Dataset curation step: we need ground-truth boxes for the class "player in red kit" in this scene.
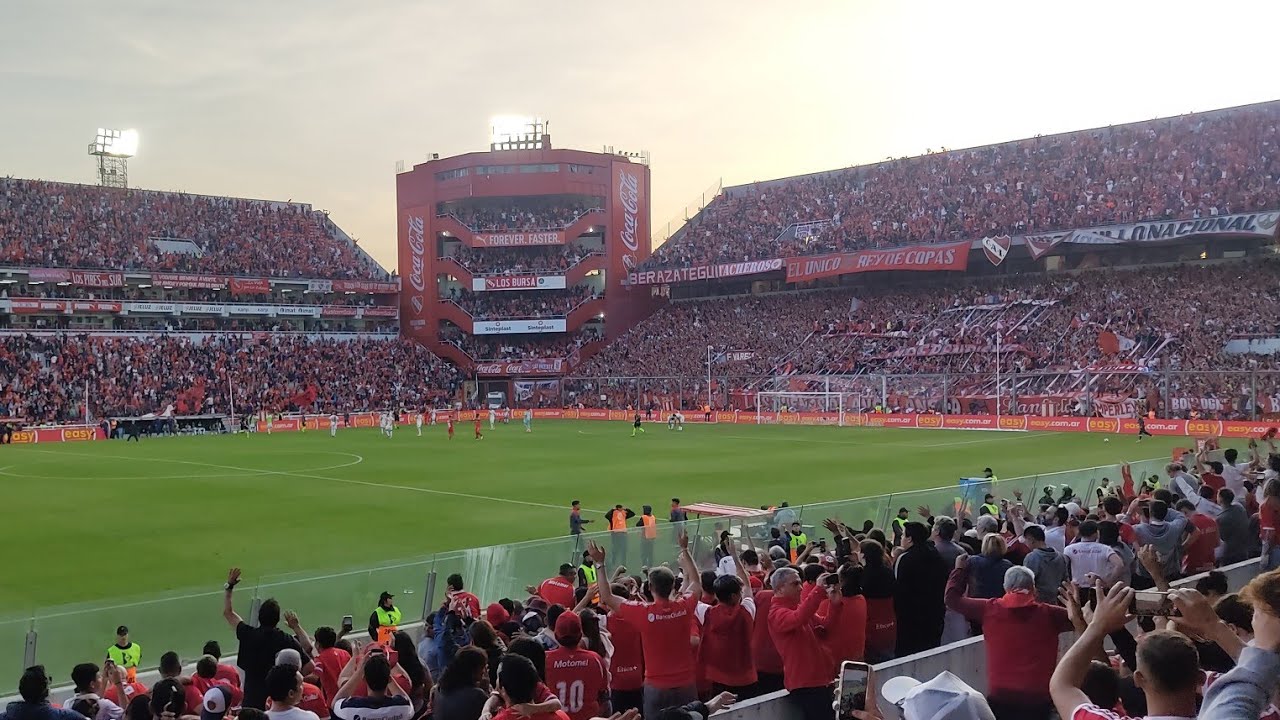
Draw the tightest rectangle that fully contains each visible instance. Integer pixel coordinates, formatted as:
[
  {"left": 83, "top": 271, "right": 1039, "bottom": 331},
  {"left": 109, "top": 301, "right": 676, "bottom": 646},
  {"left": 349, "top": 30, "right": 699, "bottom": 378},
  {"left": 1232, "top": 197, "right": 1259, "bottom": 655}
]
[
  {"left": 474, "top": 418, "right": 484, "bottom": 440},
  {"left": 447, "top": 418, "right": 454, "bottom": 439}
]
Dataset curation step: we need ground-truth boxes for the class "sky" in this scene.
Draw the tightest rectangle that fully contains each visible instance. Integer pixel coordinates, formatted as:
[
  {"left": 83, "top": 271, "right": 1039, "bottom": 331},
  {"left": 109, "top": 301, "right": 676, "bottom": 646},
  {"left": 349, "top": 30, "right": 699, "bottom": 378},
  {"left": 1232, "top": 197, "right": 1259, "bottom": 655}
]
[{"left": 3, "top": 0, "right": 1280, "bottom": 271}]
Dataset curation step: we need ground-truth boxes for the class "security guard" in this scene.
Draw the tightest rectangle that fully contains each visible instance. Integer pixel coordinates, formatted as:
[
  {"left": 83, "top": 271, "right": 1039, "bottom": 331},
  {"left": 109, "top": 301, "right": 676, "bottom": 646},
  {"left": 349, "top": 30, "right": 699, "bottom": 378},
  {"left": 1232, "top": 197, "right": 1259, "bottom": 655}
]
[
  {"left": 983, "top": 467, "right": 998, "bottom": 482},
  {"left": 980, "top": 493, "right": 1001, "bottom": 518},
  {"left": 577, "top": 550, "right": 598, "bottom": 589},
  {"left": 637, "top": 505, "right": 658, "bottom": 568},
  {"left": 367, "top": 591, "right": 401, "bottom": 643},
  {"left": 787, "top": 522, "right": 808, "bottom": 563},
  {"left": 106, "top": 625, "right": 141, "bottom": 682},
  {"left": 890, "top": 507, "right": 910, "bottom": 546}
]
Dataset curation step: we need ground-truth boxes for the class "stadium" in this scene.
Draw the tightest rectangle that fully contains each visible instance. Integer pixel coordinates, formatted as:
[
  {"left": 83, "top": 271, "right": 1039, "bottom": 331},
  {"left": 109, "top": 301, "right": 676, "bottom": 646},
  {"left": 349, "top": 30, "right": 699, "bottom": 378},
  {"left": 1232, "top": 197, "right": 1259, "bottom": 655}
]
[{"left": 4, "top": 5, "right": 1280, "bottom": 720}]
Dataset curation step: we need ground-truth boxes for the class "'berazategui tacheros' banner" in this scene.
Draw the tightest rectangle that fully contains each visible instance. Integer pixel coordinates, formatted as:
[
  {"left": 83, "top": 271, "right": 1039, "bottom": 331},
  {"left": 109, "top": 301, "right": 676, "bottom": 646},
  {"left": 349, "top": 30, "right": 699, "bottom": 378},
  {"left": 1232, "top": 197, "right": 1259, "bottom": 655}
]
[{"left": 785, "top": 241, "right": 970, "bottom": 282}]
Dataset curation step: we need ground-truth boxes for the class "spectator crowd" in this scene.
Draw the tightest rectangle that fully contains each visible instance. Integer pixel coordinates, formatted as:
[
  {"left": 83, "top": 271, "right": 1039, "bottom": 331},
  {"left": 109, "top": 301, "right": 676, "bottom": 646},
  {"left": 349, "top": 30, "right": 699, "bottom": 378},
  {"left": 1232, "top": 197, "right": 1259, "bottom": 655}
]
[
  {"left": 0, "top": 179, "right": 388, "bottom": 279},
  {"left": 11, "top": 445, "right": 1280, "bottom": 720},
  {"left": 574, "top": 260, "right": 1280, "bottom": 418},
  {"left": 0, "top": 335, "right": 459, "bottom": 423},
  {"left": 441, "top": 201, "right": 602, "bottom": 233},
  {"left": 644, "top": 100, "right": 1280, "bottom": 270},
  {"left": 443, "top": 287, "right": 601, "bottom": 321},
  {"left": 446, "top": 246, "right": 601, "bottom": 277}
]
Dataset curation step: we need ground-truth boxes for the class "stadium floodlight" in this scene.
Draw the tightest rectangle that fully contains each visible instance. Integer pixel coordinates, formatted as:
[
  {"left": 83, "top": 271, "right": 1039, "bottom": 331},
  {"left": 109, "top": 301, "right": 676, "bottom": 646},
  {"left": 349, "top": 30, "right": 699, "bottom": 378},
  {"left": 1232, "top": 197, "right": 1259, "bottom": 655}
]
[
  {"left": 489, "top": 115, "right": 548, "bottom": 151},
  {"left": 88, "top": 128, "right": 139, "bottom": 188}
]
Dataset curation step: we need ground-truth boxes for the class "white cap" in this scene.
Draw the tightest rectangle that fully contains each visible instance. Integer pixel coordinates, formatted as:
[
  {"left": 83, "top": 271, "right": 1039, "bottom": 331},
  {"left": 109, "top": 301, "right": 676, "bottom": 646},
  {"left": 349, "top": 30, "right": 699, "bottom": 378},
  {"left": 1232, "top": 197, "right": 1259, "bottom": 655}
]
[{"left": 896, "top": 671, "right": 995, "bottom": 720}]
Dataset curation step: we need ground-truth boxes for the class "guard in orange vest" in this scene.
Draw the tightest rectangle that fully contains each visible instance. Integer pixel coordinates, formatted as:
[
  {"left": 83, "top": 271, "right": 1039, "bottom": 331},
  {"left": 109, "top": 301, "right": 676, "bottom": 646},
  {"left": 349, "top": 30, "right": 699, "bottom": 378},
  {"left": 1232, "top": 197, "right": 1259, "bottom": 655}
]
[
  {"left": 605, "top": 504, "right": 635, "bottom": 567},
  {"left": 637, "top": 505, "right": 658, "bottom": 569}
]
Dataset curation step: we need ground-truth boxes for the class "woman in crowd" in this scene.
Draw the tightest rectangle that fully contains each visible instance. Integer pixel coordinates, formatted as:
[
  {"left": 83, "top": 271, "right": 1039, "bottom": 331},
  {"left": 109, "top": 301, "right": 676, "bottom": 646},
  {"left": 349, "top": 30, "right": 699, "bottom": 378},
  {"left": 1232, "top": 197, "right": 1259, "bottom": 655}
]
[{"left": 432, "top": 647, "right": 490, "bottom": 720}]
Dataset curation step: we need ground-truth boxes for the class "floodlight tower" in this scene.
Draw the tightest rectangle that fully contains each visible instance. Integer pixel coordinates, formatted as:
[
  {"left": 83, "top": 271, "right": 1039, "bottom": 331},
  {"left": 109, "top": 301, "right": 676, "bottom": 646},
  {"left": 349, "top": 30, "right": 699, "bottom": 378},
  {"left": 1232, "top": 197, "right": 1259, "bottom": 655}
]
[{"left": 87, "top": 128, "right": 138, "bottom": 188}]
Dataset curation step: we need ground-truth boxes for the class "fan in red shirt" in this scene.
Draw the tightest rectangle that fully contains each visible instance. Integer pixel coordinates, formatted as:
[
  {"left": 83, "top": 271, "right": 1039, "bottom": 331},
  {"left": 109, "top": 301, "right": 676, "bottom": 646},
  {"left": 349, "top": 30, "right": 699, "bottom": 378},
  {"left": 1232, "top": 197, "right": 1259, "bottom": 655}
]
[
  {"left": 103, "top": 664, "right": 150, "bottom": 707},
  {"left": 529, "top": 565, "right": 578, "bottom": 609},
  {"left": 310, "top": 627, "right": 352, "bottom": 704},
  {"left": 749, "top": 588, "right": 785, "bottom": 696},
  {"left": 545, "top": 613, "right": 610, "bottom": 720},
  {"left": 444, "top": 573, "right": 481, "bottom": 621},
  {"left": 696, "top": 558, "right": 757, "bottom": 696},
  {"left": 1175, "top": 500, "right": 1219, "bottom": 575},
  {"left": 1200, "top": 460, "right": 1227, "bottom": 493},
  {"left": 767, "top": 566, "right": 841, "bottom": 720},
  {"left": 588, "top": 533, "right": 702, "bottom": 720},
  {"left": 604, "top": 605, "right": 644, "bottom": 713},
  {"left": 493, "top": 654, "right": 572, "bottom": 720},
  {"left": 199, "top": 641, "right": 241, "bottom": 689},
  {"left": 191, "top": 656, "right": 245, "bottom": 708}
]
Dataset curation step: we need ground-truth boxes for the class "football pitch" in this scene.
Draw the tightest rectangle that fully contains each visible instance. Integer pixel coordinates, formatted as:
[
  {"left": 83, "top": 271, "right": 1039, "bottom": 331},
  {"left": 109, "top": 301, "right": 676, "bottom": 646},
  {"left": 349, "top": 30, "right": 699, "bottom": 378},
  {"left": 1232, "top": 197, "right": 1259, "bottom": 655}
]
[
  {"left": 2, "top": 420, "right": 1194, "bottom": 612},
  {"left": 0, "top": 420, "right": 1198, "bottom": 690}
]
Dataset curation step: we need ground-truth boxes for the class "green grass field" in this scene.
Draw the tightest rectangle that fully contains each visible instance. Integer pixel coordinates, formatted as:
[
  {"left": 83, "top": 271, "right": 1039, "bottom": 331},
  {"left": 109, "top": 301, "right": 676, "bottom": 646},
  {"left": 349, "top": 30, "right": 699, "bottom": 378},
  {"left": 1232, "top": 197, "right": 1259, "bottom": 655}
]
[{"left": 0, "top": 420, "right": 1196, "bottom": 690}]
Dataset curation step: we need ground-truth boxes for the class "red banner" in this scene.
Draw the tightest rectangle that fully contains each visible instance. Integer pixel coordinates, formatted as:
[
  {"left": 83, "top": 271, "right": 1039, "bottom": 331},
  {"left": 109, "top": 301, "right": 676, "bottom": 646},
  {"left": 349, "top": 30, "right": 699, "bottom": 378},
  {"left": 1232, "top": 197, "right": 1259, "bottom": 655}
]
[
  {"left": 476, "top": 358, "right": 566, "bottom": 376},
  {"left": 627, "top": 259, "right": 785, "bottom": 286},
  {"left": 70, "top": 270, "right": 124, "bottom": 287},
  {"left": 70, "top": 301, "right": 123, "bottom": 313},
  {"left": 10, "top": 298, "right": 66, "bottom": 314},
  {"left": 229, "top": 277, "right": 271, "bottom": 294},
  {"left": 362, "top": 306, "right": 398, "bottom": 317},
  {"left": 152, "top": 273, "right": 226, "bottom": 289},
  {"left": 9, "top": 425, "right": 103, "bottom": 444},
  {"left": 785, "top": 241, "right": 970, "bottom": 282},
  {"left": 321, "top": 305, "right": 359, "bottom": 317},
  {"left": 472, "top": 232, "right": 565, "bottom": 247},
  {"left": 332, "top": 279, "right": 399, "bottom": 294}
]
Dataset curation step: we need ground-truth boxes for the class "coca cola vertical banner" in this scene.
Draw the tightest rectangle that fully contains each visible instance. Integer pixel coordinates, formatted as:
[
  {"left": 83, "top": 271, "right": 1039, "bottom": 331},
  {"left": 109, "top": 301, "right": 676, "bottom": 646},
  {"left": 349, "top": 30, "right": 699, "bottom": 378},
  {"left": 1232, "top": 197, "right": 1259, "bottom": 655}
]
[
  {"left": 607, "top": 159, "right": 652, "bottom": 332},
  {"left": 397, "top": 210, "right": 430, "bottom": 342}
]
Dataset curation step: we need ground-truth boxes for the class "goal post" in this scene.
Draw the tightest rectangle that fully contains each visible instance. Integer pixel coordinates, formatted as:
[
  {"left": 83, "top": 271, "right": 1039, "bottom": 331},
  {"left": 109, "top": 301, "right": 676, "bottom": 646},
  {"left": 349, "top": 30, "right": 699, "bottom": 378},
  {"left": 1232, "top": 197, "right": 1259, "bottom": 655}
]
[{"left": 755, "top": 391, "right": 846, "bottom": 425}]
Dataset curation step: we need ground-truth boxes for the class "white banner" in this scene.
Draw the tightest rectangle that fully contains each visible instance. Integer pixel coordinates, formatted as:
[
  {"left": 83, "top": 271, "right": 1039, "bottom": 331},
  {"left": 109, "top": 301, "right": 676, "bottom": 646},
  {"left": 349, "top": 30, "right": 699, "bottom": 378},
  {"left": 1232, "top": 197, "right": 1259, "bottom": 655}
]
[
  {"left": 1023, "top": 210, "right": 1280, "bottom": 259},
  {"left": 473, "top": 318, "right": 567, "bottom": 335},
  {"left": 470, "top": 275, "right": 567, "bottom": 292},
  {"left": 180, "top": 303, "right": 226, "bottom": 315},
  {"left": 308, "top": 279, "right": 334, "bottom": 294},
  {"left": 275, "top": 305, "right": 322, "bottom": 317},
  {"left": 124, "top": 302, "right": 178, "bottom": 314},
  {"left": 233, "top": 305, "right": 274, "bottom": 316}
]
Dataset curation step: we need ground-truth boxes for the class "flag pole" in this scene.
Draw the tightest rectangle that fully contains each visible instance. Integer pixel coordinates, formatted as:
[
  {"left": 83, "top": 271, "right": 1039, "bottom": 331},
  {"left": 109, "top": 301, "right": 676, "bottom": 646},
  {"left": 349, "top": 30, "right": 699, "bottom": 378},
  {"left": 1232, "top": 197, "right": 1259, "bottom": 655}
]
[
  {"left": 84, "top": 379, "right": 90, "bottom": 425},
  {"left": 995, "top": 324, "right": 1002, "bottom": 424},
  {"left": 228, "top": 375, "right": 236, "bottom": 425}
]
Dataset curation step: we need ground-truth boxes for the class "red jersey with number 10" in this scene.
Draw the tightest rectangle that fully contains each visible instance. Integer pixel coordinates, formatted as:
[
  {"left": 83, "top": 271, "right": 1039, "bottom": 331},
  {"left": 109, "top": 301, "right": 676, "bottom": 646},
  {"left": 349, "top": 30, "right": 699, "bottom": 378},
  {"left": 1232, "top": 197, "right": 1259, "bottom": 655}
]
[{"left": 545, "top": 647, "right": 608, "bottom": 720}]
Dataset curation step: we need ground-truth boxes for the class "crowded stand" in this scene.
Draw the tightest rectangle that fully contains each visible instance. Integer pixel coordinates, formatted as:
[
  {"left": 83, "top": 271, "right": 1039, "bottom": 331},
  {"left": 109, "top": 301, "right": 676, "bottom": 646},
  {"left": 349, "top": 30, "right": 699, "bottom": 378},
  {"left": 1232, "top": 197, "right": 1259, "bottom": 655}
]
[
  {"left": 12, "top": 447, "right": 1280, "bottom": 720},
  {"left": 0, "top": 335, "right": 458, "bottom": 423},
  {"left": 440, "top": 201, "right": 602, "bottom": 232},
  {"left": 446, "top": 246, "right": 601, "bottom": 276},
  {"left": 443, "top": 330, "right": 601, "bottom": 362},
  {"left": 644, "top": 101, "right": 1280, "bottom": 270},
  {"left": 575, "top": 260, "right": 1280, "bottom": 417},
  {"left": 443, "top": 287, "right": 601, "bottom": 320},
  {"left": 0, "top": 179, "right": 388, "bottom": 279}
]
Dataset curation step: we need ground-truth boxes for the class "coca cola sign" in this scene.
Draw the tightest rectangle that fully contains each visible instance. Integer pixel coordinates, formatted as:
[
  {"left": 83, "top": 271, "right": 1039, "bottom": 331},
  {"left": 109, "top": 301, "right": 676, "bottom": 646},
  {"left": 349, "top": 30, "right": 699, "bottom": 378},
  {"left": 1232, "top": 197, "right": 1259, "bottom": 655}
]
[
  {"left": 617, "top": 167, "right": 641, "bottom": 272},
  {"left": 407, "top": 215, "right": 426, "bottom": 314}
]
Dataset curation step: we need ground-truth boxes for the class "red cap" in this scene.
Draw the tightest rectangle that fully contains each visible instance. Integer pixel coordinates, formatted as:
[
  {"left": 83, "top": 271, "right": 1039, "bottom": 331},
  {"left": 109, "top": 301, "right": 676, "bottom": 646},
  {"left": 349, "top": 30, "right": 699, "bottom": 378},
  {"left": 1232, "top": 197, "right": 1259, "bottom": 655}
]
[
  {"left": 554, "top": 611, "right": 583, "bottom": 646},
  {"left": 485, "top": 603, "right": 509, "bottom": 627}
]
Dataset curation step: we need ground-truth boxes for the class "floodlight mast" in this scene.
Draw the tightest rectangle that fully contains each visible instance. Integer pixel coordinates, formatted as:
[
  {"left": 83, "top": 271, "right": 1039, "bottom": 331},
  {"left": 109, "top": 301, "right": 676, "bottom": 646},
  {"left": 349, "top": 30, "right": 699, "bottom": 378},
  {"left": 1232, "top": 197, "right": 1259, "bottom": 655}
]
[{"left": 87, "top": 128, "right": 137, "bottom": 188}]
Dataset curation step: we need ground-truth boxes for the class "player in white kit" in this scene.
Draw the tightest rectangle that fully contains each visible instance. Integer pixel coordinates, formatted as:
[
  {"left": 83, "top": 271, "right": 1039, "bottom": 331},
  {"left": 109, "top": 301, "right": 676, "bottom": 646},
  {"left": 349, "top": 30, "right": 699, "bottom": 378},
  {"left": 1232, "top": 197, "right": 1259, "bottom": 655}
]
[
  {"left": 416, "top": 411, "right": 424, "bottom": 436},
  {"left": 523, "top": 409, "right": 533, "bottom": 433},
  {"left": 488, "top": 407, "right": 496, "bottom": 430},
  {"left": 329, "top": 413, "right": 338, "bottom": 437},
  {"left": 429, "top": 408, "right": 438, "bottom": 425}
]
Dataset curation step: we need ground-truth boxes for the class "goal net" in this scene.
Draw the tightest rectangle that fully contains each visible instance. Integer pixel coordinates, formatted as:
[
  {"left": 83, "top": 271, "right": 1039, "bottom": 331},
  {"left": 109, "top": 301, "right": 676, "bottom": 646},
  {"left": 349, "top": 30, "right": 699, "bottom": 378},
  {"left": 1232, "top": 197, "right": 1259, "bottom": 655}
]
[{"left": 755, "top": 391, "right": 845, "bottom": 425}]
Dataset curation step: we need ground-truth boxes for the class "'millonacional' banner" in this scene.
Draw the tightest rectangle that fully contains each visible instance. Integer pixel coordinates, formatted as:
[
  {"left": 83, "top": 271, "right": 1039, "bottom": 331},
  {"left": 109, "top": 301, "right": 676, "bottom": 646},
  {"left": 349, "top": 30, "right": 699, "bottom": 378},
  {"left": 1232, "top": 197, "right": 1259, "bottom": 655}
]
[{"left": 1024, "top": 211, "right": 1280, "bottom": 259}]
